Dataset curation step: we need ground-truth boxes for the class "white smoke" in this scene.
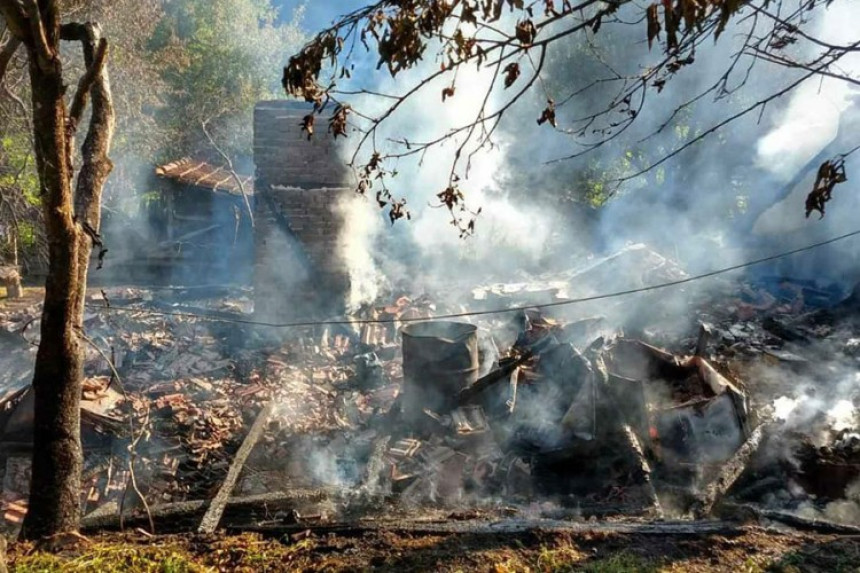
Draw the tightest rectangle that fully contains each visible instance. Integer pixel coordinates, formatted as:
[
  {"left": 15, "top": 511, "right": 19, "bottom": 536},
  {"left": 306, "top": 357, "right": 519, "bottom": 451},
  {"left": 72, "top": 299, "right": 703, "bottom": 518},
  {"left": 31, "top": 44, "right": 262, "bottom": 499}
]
[
  {"left": 796, "top": 478, "right": 860, "bottom": 526},
  {"left": 756, "top": 0, "right": 860, "bottom": 181},
  {"left": 333, "top": 22, "right": 561, "bottom": 298},
  {"left": 336, "top": 193, "right": 387, "bottom": 311}
]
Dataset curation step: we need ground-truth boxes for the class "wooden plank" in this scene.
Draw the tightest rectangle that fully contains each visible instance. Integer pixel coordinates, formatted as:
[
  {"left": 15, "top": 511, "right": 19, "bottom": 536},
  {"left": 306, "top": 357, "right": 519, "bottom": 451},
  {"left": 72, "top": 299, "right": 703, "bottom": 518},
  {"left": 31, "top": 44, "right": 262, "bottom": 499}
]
[
  {"left": 197, "top": 402, "right": 274, "bottom": 534},
  {"left": 693, "top": 422, "right": 770, "bottom": 518},
  {"left": 240, "top": 518, "right": 743, "bottom": 538},
  {"left": 721, "top": 502, "right": 860, "bottom": 535},
  {"left": 82, "top": 488, "right": 336, "bottom": 532}
]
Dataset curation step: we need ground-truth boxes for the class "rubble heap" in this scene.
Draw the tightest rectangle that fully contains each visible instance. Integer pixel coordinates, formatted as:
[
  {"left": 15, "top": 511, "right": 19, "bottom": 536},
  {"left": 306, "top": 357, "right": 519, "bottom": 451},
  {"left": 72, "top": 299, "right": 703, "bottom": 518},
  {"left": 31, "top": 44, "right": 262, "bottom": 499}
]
[{"left": 0, "top": 247, "right": 858, "bottom": 533}]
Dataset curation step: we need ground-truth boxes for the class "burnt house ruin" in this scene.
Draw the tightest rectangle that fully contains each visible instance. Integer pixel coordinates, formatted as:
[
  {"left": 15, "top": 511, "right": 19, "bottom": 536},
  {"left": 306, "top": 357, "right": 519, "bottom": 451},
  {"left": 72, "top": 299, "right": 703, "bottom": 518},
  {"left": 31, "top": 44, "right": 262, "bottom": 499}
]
[
  {"left": 253, "top": 100, "right": 353, "bottom": 320},
  {"left": 150, "top": 158, "right": 255, "bottom": 283},
  {"left": 96, "top": 159, "right": 255, "bottom": 285},
  {"left": 153, "top": 158, "right": 254, "bottom": 246},
  {"left": 97, "top": 101, "right": 354, "bottom": 309}
]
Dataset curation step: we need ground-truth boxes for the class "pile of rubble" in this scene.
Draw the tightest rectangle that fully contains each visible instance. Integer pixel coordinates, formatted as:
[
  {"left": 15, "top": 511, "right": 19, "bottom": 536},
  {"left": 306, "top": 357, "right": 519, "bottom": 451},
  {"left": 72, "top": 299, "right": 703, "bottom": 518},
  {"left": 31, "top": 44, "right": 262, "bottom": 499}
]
[{"left": 0, "top": 246, "right": 858, "bottom": 534}]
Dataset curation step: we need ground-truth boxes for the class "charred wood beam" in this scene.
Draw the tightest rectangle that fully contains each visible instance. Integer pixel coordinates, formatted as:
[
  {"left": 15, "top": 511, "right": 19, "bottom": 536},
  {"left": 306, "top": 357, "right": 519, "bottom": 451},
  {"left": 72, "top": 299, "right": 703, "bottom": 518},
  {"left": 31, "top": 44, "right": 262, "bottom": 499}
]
[
  {"left": 762, "top": 317, "right": 809, "bottom": 344},
  {"left": 720, "top": 502, "right": 860, "bottom": 536},
  {"left": 360, "top": 435, "right": 390, "bottom": 495},
  {"left": 622, "top": 425, "right": 663, "bottom": 518},
  {"left": 732, "top": 476, "right": 784, "bottom": 502},
  {"left": 692, "top": 422, "right": 771, "bottom": 519},
  {"left": 458, "top": 354, "right": 529, "bottom": 405},
  {"left": 695, "top": 323, "right": 712, "bottom": 358},
  {"left": 82, "top": 488, "right": 337, "bottom": 532},
  {"left": 457, "top": 338, "right": 559, "bottom": 406},
  {"left": 238, "top": 517, "right": 744, "bottom": 538},
  {"left": 197, "top": 402, "right": 274, "bottom": 534}
]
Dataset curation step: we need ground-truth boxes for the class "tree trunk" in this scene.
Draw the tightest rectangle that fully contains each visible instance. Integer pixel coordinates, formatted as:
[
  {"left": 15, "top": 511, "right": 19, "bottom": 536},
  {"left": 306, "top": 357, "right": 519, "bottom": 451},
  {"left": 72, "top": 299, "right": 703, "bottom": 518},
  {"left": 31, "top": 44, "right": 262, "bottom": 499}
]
[
  {"left": 4, "top": 273, "right": 22, "bottom": 298},
  {"left": 19, "top": 43, "right": 86, "bottom": 539},
  {"left": 1, "top": 2, "right": 114, "bottom": 540}
]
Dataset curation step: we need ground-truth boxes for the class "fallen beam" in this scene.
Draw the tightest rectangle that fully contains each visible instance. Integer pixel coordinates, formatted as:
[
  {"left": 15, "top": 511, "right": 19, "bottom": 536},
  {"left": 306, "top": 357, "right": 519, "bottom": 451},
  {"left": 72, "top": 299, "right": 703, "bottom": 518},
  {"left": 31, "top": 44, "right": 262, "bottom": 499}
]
[
  {"left": 693, "top": 422, "right": 770, "bottom": 519},
  {"left": 622, "top": 425, "right": 663, "bottom": 518},
  {"left": 721, "top": 502, "right": 860, "bottom": 535},
  {"left": 238, "top": 518, "right": 745, "bottom": 538},
  {"left": 459, "top": 355, "right": 529, "bottom": 405},
  {"left": 197, "top": 402, "right": 274, "bottom": 534},
  {"left": 361, "top": 435, "right": 391, "bottom": 494},
  {"left": 82, "top": 489, "right": 337, "bottom": 532}
]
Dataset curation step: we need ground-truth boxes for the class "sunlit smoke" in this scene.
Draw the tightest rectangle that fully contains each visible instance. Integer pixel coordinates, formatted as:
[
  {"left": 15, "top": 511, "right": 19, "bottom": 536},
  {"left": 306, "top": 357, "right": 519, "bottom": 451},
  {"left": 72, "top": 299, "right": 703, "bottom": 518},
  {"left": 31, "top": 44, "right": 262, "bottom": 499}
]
[
  {"left": 828, "top": 399, "right": 858, "bottom": 432},
  {"left": 773, "top": 396, "right": 800, "bottom": 421},
  {"left": 336, "top": 193, "right": 387, "bottom": 311},
  {"left": 756, "top": 1, "right": 860, "bottom": 182}
]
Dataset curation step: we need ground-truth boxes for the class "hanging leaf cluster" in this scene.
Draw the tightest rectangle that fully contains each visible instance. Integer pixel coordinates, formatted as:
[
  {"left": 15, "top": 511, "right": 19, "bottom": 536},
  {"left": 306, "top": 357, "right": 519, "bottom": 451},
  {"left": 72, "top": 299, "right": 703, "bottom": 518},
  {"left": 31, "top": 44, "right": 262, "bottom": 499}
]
[
  {"left": 329, "top": 105, "right": 349, "bottom": 138},
  {"left": 437, "top": 184, "right": 465, "bottom": 211},
  {"left": 503, "top": 63, "right": 520, "bottom": 88},
  {"left": 537, "top": 99, "right": 556, "bottom": 128},
  {"left": 283, "top": 0, "right": 558, "bottom": 109},
  {"left": 356, "top": 152, "right": 411, "bottom": 224},
  {"left": 806, "top": 157, "right": 847, "bottom": 219},
  {"left": 300, "top": 114, "right": 315, "bottom": 140},
  {"left": 646, "top": 0, "right": 765, "bottom": 53},
  {"left": 282, "top": 31, "right": 340, "bottom": 107}
]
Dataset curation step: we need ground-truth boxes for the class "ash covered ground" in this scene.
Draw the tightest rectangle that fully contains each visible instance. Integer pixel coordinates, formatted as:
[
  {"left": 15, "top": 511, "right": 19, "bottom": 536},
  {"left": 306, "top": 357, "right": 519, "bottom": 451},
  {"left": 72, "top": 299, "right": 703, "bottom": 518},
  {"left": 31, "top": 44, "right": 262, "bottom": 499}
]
[{"left": 1, "top": 244, "right": 859, "bottom": 537}]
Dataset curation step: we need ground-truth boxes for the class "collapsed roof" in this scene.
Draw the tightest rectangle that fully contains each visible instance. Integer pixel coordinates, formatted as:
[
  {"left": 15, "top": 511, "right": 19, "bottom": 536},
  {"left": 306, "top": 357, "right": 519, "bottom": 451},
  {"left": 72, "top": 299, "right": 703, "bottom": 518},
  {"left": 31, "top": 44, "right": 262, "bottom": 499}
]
[{"left": 155, "top": 158, "right": 254, "bottom": 196}]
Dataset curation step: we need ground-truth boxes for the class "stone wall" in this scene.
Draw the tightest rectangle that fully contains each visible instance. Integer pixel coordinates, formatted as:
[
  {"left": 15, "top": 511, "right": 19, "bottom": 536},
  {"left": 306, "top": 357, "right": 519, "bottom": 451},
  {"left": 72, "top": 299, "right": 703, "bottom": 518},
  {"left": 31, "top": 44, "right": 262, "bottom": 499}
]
[{"left": 253, "top": 100, "right": 352, "bottom": 320}]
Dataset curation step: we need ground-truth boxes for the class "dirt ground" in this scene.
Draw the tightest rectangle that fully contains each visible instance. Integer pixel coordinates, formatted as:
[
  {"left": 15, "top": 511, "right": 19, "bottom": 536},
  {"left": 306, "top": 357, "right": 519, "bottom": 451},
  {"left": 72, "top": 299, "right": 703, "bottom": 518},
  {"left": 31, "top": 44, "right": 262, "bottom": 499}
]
[{"left": 7, "top": 524, "right": 860, "bottom": 572}]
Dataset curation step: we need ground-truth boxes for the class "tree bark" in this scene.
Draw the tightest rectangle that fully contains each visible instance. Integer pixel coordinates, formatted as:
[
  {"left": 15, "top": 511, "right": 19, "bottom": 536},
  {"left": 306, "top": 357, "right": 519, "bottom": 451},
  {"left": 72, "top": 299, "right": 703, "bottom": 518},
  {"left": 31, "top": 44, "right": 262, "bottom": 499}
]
[
  {"left": 20, "top": 31, "right": 86, "bottom": 538},
  {"left": 64, "top": 23, "right": 114, "bottom": 309},
  {"left": 7, "top": 3, "right": 115, "bottom": 540}
]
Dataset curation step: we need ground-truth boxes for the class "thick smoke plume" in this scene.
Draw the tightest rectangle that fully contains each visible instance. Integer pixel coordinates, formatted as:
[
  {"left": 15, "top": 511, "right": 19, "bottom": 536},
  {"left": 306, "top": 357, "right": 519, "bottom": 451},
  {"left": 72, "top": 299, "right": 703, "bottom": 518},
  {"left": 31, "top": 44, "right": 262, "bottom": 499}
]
[{"left": 331, "top": 1, "right": 860, "bottom": 312}]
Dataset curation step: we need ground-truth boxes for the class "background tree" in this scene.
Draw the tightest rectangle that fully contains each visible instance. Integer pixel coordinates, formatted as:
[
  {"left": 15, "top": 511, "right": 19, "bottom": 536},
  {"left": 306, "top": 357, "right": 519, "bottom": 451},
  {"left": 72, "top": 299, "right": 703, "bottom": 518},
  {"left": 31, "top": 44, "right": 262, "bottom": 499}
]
[
  {"left": 284, "top": 0, "right": 860, "bottom": 232},
  {"left": 0, "top": 0, "right": 305, "bottom": 537},
  {"left": 1, "top": 1, "right": 306, "bottom": 271},
  {"left": 0, "top": 18, "right": 44, "bottom": 273},
  {"left": 0, "top": 0, "right": 114, "bottom": 539},
  {"left": 147, "top": 0, "right": 305, "bottom": 163}
]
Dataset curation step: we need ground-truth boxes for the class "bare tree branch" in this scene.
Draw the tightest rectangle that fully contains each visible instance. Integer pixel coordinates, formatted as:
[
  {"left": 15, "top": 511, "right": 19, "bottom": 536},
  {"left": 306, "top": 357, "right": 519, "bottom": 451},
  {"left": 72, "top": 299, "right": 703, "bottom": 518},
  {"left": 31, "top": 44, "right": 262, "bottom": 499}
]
[
  {"left": 22, "top": 0, "right": 55, "bottom": 70},
  {"left": 284, "top": 0, "right": 860, "bottom": 231},
  {"left": 0, "top": 1, "right": 27, "bottom": 42},
  {"left": 67, "top": 35, "right": 108, "bottom": 136},
  {"left": 201, "top": 115, "right": 255, "bottom": 227},
  {"left": 60, "top": 22, "right": 115, "bottom": 253},
  {"left": 610, "top": 44, "right": 858, "bottom": 187},
  {"left": 0, "top": 33, "right": 20, "bottom": 83}
]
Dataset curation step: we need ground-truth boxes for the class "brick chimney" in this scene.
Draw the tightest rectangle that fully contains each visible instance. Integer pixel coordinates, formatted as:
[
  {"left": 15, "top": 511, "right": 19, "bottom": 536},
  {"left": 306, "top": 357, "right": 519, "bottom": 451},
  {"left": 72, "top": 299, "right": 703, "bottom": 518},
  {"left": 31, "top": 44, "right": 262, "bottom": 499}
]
[{"left": 253, "top": 100, "right": 353, "bottom": 320}]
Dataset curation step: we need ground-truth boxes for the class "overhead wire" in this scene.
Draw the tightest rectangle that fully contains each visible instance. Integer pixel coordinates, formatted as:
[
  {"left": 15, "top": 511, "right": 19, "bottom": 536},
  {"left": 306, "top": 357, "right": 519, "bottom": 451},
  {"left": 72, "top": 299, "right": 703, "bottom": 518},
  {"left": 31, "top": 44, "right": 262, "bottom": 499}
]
[{"left": 82, "top": 228, "right": 860, "bottom": 328}]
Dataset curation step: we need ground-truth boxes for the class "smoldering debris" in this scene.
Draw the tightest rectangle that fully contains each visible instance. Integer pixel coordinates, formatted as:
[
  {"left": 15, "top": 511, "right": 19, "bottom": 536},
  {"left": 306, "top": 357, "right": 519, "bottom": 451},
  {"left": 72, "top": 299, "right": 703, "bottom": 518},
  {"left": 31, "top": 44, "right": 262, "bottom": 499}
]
[{"left": 0, "top": 245, "right": 859, "bottom": 534}]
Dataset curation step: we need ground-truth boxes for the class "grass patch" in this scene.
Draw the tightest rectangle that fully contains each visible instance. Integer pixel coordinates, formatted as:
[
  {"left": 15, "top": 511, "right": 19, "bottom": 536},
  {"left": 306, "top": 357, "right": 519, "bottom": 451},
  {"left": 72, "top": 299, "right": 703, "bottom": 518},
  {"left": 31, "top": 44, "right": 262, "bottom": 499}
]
[
  {"left": 766, "top": 540, "right": 860, "bottom": 573},
  {"left": 13, "top": 544, "right": 204, "bottom": 573},
  {"left": 491, "top": 544, "right": 659, "bottom": 573},
  {"left": 578, "top": 552, "right": 660, "bottom": 573},
  {"left": 9, "top": 534, "right": 315, "bottom": 573}
]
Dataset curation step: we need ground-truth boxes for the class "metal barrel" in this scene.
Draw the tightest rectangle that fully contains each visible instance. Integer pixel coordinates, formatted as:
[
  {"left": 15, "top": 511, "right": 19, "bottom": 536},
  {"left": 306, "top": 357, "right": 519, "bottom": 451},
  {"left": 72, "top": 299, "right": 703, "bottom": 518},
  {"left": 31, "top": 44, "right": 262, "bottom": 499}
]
[{"left": 401, "top": 321, "right": 479, "bottom": 424}]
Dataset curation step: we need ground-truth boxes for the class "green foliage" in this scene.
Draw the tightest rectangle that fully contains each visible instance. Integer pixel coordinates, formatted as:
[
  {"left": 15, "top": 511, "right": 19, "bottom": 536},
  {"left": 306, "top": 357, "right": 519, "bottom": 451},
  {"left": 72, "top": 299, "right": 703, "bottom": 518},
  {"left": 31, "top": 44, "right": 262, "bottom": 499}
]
[
  {"left": 0, "top": 134, "right": 40, "bottom": 206},
  {"left": 139, "top": 190, "right": 164, "bottom": 209},
  {"left": 147, "top": 0, "right": 305, "bottom": 159},
  {"left": 16, "top": 221, "right": 37, "bottom": 248}
]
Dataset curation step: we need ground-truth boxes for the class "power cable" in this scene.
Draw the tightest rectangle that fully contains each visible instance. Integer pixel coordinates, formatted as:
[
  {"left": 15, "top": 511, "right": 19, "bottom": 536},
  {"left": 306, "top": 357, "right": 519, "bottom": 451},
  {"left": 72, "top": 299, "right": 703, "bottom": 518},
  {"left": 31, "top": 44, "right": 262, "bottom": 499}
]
[{"left": 83, "top": 228, "right": 860, "bottom": 328}]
